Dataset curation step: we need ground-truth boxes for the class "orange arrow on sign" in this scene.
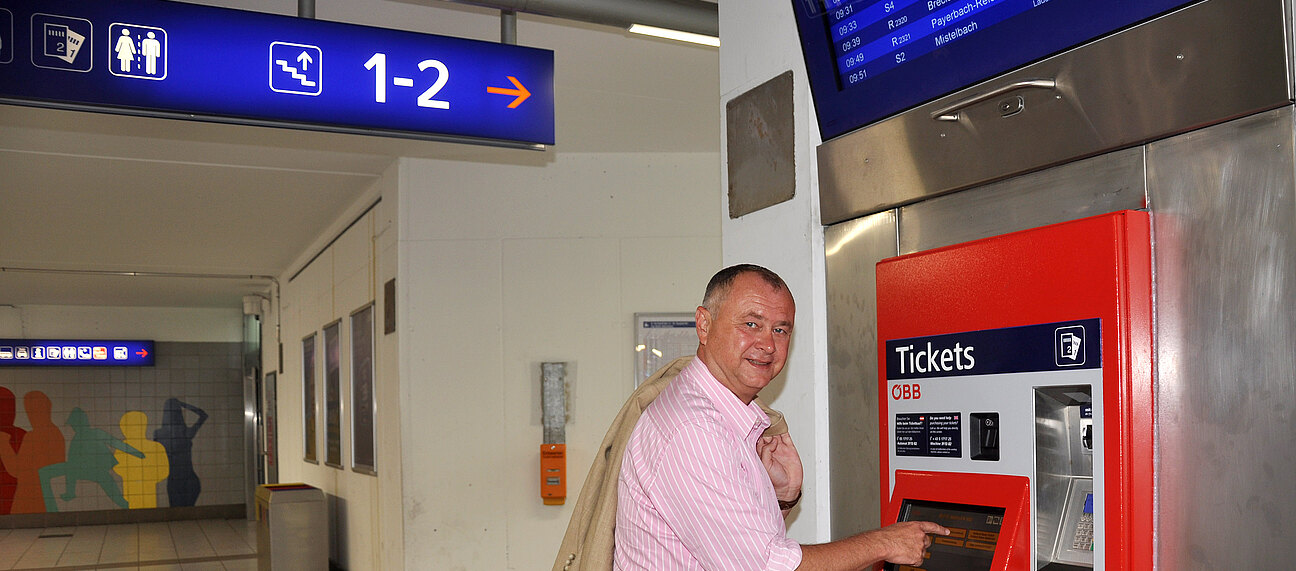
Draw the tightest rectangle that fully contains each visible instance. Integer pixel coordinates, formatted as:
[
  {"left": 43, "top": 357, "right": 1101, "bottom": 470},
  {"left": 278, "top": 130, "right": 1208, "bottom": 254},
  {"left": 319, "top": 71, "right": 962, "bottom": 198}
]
[
  {"left": 136, "top": 349, "right": 149, "bottom": 358},
  {"left": 487, "top": 76, "right": 531, "bottom": 108}
]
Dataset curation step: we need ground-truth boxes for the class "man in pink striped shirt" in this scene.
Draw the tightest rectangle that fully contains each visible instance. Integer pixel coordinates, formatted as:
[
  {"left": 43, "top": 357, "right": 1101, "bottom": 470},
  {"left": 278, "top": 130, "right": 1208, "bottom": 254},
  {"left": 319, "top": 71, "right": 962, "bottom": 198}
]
[{"left": 615, "top": 265, "right": 947, "bottom": 570}]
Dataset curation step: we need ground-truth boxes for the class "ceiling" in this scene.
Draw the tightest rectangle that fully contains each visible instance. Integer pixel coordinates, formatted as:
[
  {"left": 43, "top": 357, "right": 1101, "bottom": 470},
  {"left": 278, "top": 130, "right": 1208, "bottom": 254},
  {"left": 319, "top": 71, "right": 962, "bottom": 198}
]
[{"left": 0, "top": 1, "right": 719, "bottom": 310}]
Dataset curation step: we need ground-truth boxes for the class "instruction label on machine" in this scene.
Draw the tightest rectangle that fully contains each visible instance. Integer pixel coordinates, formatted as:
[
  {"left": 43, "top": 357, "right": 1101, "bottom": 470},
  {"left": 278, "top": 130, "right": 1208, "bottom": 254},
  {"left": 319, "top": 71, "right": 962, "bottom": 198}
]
[{"left": 896, "top": 412, "right": 962, "bottom": 457}]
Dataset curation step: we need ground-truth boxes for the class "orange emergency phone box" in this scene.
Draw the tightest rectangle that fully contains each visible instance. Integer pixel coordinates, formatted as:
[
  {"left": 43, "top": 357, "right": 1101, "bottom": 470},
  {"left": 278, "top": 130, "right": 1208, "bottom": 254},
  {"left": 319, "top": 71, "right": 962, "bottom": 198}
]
[{"left": 541, "top": 443, "right": 566, "bottom": 505}]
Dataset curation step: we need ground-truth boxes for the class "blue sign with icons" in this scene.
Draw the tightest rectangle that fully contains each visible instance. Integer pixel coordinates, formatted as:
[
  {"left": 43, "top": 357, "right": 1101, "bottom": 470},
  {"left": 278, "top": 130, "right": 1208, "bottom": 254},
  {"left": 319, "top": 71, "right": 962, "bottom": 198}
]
[
  {"left": 0, "top": 339, "right": 155, "bottom": 367},
  {"left": 0, "top": 0, "right": 554, "bottom": 147}
]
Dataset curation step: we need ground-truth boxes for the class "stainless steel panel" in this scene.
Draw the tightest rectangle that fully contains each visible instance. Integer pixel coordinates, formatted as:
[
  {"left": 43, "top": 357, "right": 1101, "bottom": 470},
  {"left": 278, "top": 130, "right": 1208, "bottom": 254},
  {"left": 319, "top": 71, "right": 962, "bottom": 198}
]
[
  {"left": 1035, "top": 388, "right": 1078, "bottom": 569},
  {"left": 824, "top": 210, "right": 897, "bottom": 538},
  {"left": 819, "top": 0, "right": 1290, "bottom": 224},
  {"left": 726, "top": 71, "right": 796, "bottom": 218},
  {"left": 1147, "top": 107, "right": 1296, "bottom": 568},
  {"left": 898, "top": 148, "right": 1147, "bottom": 254}
]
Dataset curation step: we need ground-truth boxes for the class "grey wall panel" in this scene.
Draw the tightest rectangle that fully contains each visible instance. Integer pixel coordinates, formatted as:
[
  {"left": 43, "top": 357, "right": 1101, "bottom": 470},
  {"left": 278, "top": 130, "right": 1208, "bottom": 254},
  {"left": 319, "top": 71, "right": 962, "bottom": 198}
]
[
  {"left": 1147, "top": 107, "right": 1296, "bottom": 569},
  {"left": 824, "top": 211, "right": 896, "bottom": 538},
  {"left": 898, "top": 148, "right": 1148, "bottom": 254}
]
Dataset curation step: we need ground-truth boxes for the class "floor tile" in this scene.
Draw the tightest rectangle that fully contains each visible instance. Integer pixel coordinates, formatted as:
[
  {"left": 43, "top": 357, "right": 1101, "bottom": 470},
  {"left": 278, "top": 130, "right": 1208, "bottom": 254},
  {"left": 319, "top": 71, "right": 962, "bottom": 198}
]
[
  {"left": 169, "top": 521, "right": 216, "bottom": 559},
  {"left": 65, "top": 524, "right": 108, "bottom": 554},
  {"left": 0, "top": 528, "right": 42, "bottom": 569},
  {"left": 14, "top": 534, "right": 70, "bottom": 569},
  {"left": 198, "top": 520, "right": 254, "bottom": 556},
  {"left": 0, "top": 518, "right": 258, "bottom": 571},
  {"left": 220, "top": 558, "right": 257, "bottom": 571}
]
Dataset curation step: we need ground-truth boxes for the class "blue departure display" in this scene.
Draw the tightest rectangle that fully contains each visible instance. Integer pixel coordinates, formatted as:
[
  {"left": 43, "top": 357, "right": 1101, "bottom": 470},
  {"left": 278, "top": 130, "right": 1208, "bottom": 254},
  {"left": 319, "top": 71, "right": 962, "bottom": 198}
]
[
  {"left": 792, "top": 0, "right": 1200, "bottom": 140},
  {"left": 0, "top": 340, "right": 155, "bottom": 367},
  {"left": 0, "top": 0, "right": 554, "bottom": 146}
]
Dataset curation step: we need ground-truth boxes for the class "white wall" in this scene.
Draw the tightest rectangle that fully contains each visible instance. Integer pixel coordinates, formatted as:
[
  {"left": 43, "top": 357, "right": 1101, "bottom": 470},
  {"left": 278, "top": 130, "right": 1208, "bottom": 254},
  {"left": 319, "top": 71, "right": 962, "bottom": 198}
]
[
  {"left": 718, "top": 1, "right": 832, "bottom": 543},
  {"left": 397, "top": 152, "right": 720, "bottom": 569},
  {"left": 274, "top": 163, "right": 403, "bottom": 571},
  {"left": 0, "top": 305, "right": 243, "bottom": 341},
  {"left": 227, "top": 1, "right": 726, "bottom": 567}
]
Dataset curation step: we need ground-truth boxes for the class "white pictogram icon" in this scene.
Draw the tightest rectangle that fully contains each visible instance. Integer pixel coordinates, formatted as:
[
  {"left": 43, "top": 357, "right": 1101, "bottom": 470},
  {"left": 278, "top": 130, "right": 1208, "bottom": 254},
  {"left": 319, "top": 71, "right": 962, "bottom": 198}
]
[
  {"left": 45, "top": 23, "right": 83, "bottom": 63},
  {"left": 1055, "top": 325, "right": 1086, "bottom": 367},
  {"left": 110, "top": 23, "right": 167, "bottom": 80},
  {"left": 270, "top": 42, "right": 323, "bottom": 96}
]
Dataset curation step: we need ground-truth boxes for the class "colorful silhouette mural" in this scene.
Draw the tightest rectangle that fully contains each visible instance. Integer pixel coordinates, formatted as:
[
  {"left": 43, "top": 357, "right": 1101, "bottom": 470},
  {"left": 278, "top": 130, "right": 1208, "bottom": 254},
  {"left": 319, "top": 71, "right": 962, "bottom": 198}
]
[
  {"left": 0, "top": 391, "right": 65, "bottom": 514},
  {"left": 40, "top": 407, "right": 144, "bottom": 511},
  {"left": 154, "top": 398, "right": 207, "bottom": 507},
  {"left": 0, "top": 387, "right": 28, "bottom": 515},
  {"left": 113, "top": 411, "right": 170, "bottom": 509}
]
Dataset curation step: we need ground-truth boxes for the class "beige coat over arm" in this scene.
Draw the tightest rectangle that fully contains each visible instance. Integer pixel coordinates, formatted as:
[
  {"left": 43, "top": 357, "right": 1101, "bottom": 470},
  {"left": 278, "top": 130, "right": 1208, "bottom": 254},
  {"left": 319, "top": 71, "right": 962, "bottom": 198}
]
[{"left": 551, "top": 356, "right": 790, "bottom": 571}]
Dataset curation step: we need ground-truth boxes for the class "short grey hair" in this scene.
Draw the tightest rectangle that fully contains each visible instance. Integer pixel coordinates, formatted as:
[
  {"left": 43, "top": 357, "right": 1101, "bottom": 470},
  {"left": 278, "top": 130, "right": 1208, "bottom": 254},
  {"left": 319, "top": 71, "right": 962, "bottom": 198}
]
[{"left": 701, "top": 264, "right": 790, "bottom": 313}]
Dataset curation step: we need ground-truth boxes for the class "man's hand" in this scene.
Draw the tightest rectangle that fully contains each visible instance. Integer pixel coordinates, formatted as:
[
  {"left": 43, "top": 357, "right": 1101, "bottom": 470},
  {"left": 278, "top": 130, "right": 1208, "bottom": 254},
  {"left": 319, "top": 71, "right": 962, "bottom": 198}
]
[
  {"left": 796, "top": 520, "right": 950, "bottom": 570},
  {"left": 866, "top": 521, "right": 950, "bottom": 566},
  {"left": 757, "top": 433, "right": 803, "bottom": 506}
]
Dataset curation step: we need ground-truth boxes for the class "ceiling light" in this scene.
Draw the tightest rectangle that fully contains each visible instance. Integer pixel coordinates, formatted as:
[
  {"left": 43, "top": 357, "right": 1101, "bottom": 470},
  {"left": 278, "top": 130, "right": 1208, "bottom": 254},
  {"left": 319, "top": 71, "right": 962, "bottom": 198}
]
[{"left": 627, "top": 24, "right": 720, "bottom": 47}]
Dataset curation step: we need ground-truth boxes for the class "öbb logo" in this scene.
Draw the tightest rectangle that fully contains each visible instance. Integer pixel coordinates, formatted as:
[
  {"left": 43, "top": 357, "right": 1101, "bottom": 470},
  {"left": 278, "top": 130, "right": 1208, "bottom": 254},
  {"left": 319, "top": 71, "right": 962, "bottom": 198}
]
[{"left": 892, "top": 383, "right": 922, "bottom": 400}]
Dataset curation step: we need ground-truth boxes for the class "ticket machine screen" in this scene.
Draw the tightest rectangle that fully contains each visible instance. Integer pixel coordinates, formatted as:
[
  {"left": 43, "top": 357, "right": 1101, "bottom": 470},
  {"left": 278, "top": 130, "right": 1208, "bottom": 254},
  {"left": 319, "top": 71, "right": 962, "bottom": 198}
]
[{"left": 886, "top": 500, "right": 1005, "bottom": 571}]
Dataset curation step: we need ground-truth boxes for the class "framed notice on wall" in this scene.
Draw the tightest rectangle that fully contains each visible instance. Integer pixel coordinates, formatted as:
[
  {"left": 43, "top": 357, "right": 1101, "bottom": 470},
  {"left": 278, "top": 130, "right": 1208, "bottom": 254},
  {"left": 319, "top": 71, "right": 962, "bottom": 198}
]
[
  {"left": 302, "top": 334, "right": 318, "bottom": 464},
  {"left": 324, "top": 320, "right": 343, "bottom": 469},
  {"left": 351, "top": 303, "right": 376, "bottom": 475},
  {"left": 263, "top": 371, "right": 279, "bottom": 483},
  {"left": 634, "top": 313, "right": 698, "bottom": 386}
]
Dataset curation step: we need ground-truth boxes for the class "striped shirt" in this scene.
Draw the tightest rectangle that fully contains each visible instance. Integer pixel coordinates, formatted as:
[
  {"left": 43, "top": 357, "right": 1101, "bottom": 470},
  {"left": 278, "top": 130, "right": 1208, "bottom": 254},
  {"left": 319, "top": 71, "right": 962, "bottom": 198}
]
[{"left": 614, "top": 357, "right": 803, "bottom": 570}]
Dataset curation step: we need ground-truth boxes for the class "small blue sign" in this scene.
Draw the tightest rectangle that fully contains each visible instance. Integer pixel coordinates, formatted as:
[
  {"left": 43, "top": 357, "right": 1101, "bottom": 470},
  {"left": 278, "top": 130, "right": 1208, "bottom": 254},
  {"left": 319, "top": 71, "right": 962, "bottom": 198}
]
[
  {"left": 109, "top": 22, "right": 166, "bottom": 80},
  {"left": 1055, "top": 325, "right": 1086, "bottom": 367},
  {"left": 0, "top": 339, "right": 155, "bottom": 367},
  {"left": 31, "top": 12, "right": 92, "bottom": 72},
  {"left": 269, "top": 41, "right": 321, "bottom": 95},
  {"left": 0, "top": 0, "right": 554, "bottom": 146}
]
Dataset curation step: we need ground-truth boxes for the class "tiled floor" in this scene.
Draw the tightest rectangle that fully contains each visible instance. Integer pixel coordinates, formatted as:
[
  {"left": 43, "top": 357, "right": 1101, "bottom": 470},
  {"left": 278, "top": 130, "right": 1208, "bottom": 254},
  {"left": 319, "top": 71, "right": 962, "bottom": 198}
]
[{"left": 0, "top": 519, "right": 257, "bottom": 571}]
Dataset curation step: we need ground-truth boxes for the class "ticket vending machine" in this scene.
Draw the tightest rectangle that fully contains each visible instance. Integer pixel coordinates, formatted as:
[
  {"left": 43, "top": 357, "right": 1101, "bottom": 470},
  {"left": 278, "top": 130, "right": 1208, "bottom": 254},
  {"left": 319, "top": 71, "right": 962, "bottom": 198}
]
[
  {"left": 875, "top": 211, "right": 1152, "bottom": 570},
  {"left": 790, "top": 0, "right": 1296, "bottom": 565}
]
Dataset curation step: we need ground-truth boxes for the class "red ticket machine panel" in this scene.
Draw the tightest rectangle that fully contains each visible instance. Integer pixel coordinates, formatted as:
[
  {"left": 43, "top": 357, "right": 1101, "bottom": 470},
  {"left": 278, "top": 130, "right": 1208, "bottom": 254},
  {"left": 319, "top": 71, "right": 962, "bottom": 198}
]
[
  {"left": 876, "top": 211, "right": 1153, "bottom": 570},
  {"left": 884, "top": 471, "right": 1031, "bottom": 571}
]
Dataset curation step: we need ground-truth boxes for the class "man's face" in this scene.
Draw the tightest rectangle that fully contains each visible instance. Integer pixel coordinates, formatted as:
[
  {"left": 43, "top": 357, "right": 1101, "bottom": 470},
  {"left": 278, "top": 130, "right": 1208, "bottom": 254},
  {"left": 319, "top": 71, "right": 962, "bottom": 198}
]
[{"left": 696, "top": 273, "right": 795, "bottom": 404}]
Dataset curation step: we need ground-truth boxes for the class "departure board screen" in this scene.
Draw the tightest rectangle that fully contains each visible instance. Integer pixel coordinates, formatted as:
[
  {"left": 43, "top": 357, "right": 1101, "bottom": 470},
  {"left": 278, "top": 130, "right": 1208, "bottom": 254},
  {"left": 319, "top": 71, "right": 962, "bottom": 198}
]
[
  {"left": 792, "top": 0, "right": 1201, "bottom": 140},
  {"left": 885, "top": 499, "right": 1005, "bottom": 571}
]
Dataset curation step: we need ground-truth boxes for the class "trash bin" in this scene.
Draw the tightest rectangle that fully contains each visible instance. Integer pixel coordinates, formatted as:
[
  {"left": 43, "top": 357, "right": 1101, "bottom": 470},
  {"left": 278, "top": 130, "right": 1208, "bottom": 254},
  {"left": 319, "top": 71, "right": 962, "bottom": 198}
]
[{"left": 256, "top": 483, "right": 327, "bottom": 571}]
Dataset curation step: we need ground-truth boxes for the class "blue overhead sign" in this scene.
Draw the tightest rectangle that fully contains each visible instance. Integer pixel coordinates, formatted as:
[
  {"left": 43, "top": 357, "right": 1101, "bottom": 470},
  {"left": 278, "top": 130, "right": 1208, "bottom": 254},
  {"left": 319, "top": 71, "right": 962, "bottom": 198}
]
[
  {"left": 0, "top": 0, "right": 555, "bottom": 147},
  {"left": 0, "top": 340, "right": 155, "bottom": 367}
]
